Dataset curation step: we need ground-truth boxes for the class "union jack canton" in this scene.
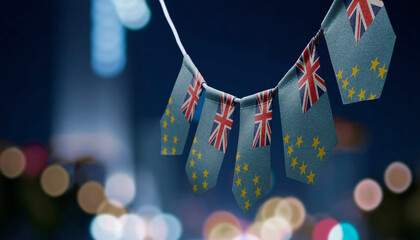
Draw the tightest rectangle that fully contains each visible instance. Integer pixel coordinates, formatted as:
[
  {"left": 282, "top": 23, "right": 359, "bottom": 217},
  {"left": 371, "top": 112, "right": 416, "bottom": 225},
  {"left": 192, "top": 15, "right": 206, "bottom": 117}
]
[
  {"left": 208, "top": 93, "right": 236, "bottom": 153},
  {"left": 345, "top": 0, "right": 384, "bottom": 42},
  {"left": 253, "top": 90, "right": 273, "bottom": 148},
  {"left": 181, "top": 69, "right": 205, "bottom": 122},
  {"left": 295, "top": 40, "right": 326, "bottom": 115}
]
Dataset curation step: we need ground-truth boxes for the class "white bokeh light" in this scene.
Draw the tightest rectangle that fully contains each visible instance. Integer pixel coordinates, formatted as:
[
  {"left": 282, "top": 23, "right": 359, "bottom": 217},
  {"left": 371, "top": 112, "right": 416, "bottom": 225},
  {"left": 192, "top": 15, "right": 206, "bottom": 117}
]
[
  {"left": 90, "top": 214, "right": 122, "bottom": 240},
  {"left": 120, "top": 213, "right": 147, "bottom": 240},
  {"left": 105, "top": 172, "right": 136, "bottom": 206}
]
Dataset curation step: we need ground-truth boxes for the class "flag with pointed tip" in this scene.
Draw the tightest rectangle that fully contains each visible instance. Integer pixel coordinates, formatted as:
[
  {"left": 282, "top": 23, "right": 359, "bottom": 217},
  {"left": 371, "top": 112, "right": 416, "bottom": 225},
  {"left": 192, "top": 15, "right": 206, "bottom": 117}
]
[
  {"left": 321, "top": 0, "right": 396, "bottom": 104},
  {"left": 278, "top": 40, "right": 337, "bottom": 185},
  {"left": 160, "top": 55, "right": 205, "bottom": 156},
  {"left": 232, "top": 90, "right": 273, "bottom": 213},
  {"left": 185, "top": 86, "right": 236, "bottom": 195}
]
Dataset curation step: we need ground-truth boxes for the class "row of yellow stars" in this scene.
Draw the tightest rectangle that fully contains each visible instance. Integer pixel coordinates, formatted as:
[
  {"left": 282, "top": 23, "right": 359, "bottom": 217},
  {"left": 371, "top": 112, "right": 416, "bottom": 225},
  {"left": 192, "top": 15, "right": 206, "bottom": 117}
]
[
  {"left": 346, "top": 87, "right": 376, "bottom": 101},
  {"left": 336, "top": 57, "right": 388, "bottom": 81},
  {"left": 283, "top": 134, "right": 326, "bottom": 160},
  {"left": 290, "top": 158, "right": 316, "bottom": 184},
  {"left": 235, "top": 153, "right": 261, "bottom": 211}
]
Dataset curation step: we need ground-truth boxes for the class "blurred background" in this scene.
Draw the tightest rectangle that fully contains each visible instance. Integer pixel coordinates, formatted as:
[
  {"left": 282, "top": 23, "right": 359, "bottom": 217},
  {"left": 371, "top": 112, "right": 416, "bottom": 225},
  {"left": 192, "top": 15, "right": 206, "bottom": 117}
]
[{"left": 0, "top": 0, "right": 419, "bottom": 239}]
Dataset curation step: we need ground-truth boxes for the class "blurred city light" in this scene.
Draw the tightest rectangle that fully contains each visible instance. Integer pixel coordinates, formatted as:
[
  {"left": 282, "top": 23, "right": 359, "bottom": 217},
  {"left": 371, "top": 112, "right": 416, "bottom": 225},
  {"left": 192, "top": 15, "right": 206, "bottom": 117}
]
[
  {"left": 91, "top": 0, "right": 126, "bottom": 77},
  {"left": 260, "top": 216, "right": 292, "bottom": 240},
  {"left": 278, "top": 197, "right": 306, "bottom": 232},
  {"left": 40, "top": 164, "right": 71, "bottom": 197},
  {"left": 149, "top": 213, "right": 169, "bottom": 240},
  {"left": 97, "top": 199, "right": 126, "bottom": 217},
  {"left": 77, "top": 181, "right": 107, "bottom": 214},
  {"left": 313, "top": 218, "right": 339, "bottom": 240},
  {"left": 384, "top": 161, "right": 412, "bottom": 194},
  {"left": 22, "top": 143, "right": 48, "bottom": 176},
  {"left": 256, "top": 197, "right": 283, "bottom": 221},
  {"left": 152, "top": 213, "right": 183, "bottom": 240},
  {"left": 111, "top": 0, "right": 151, "bottom": 30},
  {"left": 0, "top": 147, "right": 26, "bottom": 178},
  {"left": 354, "top": 179, "right": 383, "bottom": 211},
  {"left": 90, "top": 214, "right": 122, "bottom": 240},
  {"left": 207, "top": 222, "right": 242, "bottom": 240},
  {"left": 120, "top": 213, "right": 147, "bottom": 240},
  {"left": 105, "top": 172, "right": 136, "bottom": 206},
  {"left": 329, "top": 222, "right": 359, "bottom": 240},
  {"left": 204, "top": 211, "right": 240, "bottom": 239}
]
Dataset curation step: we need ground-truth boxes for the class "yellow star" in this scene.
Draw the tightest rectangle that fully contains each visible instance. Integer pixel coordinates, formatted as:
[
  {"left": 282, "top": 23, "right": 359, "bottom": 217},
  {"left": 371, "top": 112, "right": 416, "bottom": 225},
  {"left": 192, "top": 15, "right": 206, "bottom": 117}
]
[
  {"left": 236, "top": 177, "right": 242, "bottom": 187},
  {"left": 243, "top": 163, "right": 249, "bottom": 173},
  {"left": 172, "top": 147, "right": 176, "bottom": 155},
  {"left": 377, "top": 64, "right": 388, "bottom": 79},
  {"left": 163, "top": 134, "right": 168, "bottom": 142},
  {"left": 336, "top": 69, "right": 343, "bottom": 81},
  {"left": 192, "top": 184, "right": 198, "bottom": 192},
  {"left": 173, "top": 136, "right": 178, "bottom": 144},
  {"left": 165, "top": 108, "right": 170, "bottom": 116},
  {"left": 358, "top": 88, "right": 366, "bottom": 101},
  {"left": 190, "top": 159, "right": 195, "bottom": 167},
  {"left": 290, "top": 157, "right": 298, "bottom": 169},
  {"left": 351, "top": 64, "right": 359, "bottom": 78},
  {"left": 236, "top": 153, "right": 240, "bottom": 161},
  {"left": 244, "top": 199, "right": 250, "bottom": 211},
  {"left": 287, "top": 145, "right": 294, "bottom": 157},
  {"left": 255, "top": 186, "right": 261, "bottom": 198},
  {"left": 370, "top": 57, "right": 380, "bottom": 71},
  {"left": 307, "top": 170, "right": 315, "bottom": 184},
  {"left": 197, "top": 152, "right": 202, "bottom": 160},
  {"left": 317, "top": 146, "right": 326, "bottom": 160},
  {"left": 368, "top": 92, "right": 377, "bottom": 100},
  {"left": 191, "top": 148, "right": 196, "bottom": 155},
  {"left": 162, "top": 148, "right": 167, "bottom": 155},
  {"left": 342, "top": 77, "right": 349, "bottom": 90},
  {"left": 283, "top": 134, "right": 290, "bottom": 144},
  {"left": 348, "top": 87, "right": 355, "bottom": 99},
  {"left": 170, "top": 115, "right": 175, "bottom": 124},
  {"left": 168, "top": 98, "right": 172, "bottom": 105},
  {"left": 202, "top": 180, "right": 208, "bottom": 189},
  {"left": 203, "top": 169, "right": 209, "bottom": 178},
  {"left": 253, "top": 175, "right": 259, "bottom": 185},
  {"left": 235, "top": 164, "right": 241, "bottom": 174},
  {"left": 296, "top": 136, "right": 303, "bottom": 148},
  {"left": 163, "top": 120, "right": 168, "bottom": 128},
  {"left": 312, "top": 136, "right": 320, "bottom": 149},
  {"left": 241, "top": 188, "right": 247, "bottom": 198},
  {"left": 192, "top": 172, "right": 197, "bottom": 180},
  {"left": 193, "top": 137, "right": 198, "bottom": 144},
  {"left": 299, "top": 161, "right": 307, "bottom": 176}
]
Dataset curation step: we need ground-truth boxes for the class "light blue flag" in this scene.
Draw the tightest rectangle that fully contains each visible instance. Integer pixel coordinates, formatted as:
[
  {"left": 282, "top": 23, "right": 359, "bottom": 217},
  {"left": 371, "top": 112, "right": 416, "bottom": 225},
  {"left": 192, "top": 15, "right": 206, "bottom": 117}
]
[
  {"left": 278, "top": 39, "right": 337, "bottom": 184},
  {"left": 232, "top": 90, "right": 273, "bottom": 213},
  {"left": 185, "top": 86, "right": 237, "bottom": 194},
  {"left": 160, "top": 55, "right": 205, "bottom": 156},
  {"left": 321, "top": 0, "right": 396, "bottom": 104}
]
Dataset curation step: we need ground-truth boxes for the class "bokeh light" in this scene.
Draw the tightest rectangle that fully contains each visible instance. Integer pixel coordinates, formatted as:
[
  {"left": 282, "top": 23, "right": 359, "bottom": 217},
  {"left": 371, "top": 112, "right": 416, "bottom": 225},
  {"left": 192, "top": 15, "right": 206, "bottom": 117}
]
[
  {"left": 233, "top": 233, "right": 260, "bottom": 240},
  {"left": 384, "top": 161, "right": 412, "bottom": 194},
  {"left": 207, "top": 222, "right": 242, "bottom": 240},
  {"left": 151, "top": 213, "right": 183, "bottom": 240},
  {"left": 111, "top": 0, "right": 151, "bottom": 30},
  {"left": 313, "top": 218, "right": 339, "bottom": 240},
  {"left": 278, "top": 197, "right": 306, "bottom": 231},
  {"left": 256, "top": 197, "right": 283, "bottom": 221},
  {"left": 0, "top": 147, "right": 26, "bottom": 178},
  {"left": 77, "top": 181, "right": 106, "bottom": 214},
  {"left": 97, "top": 199, "right": 126, "bottom": 217},
  {"left": 149, "top": 213, "right": 168, "bottom": 240},
  {"left": 119, "top": 213, "right": 147, "bottom": 240},
  {"left": 246, "top": 221, "right": 263, "bottom": 238},
  {"left": 22, "top": 143, "right": 48, "bottom": 176},
  {"left": 260, "top": 216, "right": 292, "bottom": 240},
  {"left": 105, "top": 172, "right": 136, "bottom": 206},
  {"left": 328, "top": 222, "right": 359, "bottom": 240},
  {"left": 41, "top": 164, "right": 70, "bottom": 197},
  {"left": 90, "top": 214, "right": 122, "bottom": 240},
  {"left": 354, "top": 179, "right": 383, "bottom": 211},
  {"left": 204, "top": 211, "right": 240, "bottom": 239}
]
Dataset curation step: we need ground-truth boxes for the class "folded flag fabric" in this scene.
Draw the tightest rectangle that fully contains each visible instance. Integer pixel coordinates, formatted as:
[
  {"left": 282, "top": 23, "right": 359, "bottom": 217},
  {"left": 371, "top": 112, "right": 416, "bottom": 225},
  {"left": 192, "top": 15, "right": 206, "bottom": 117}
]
[
  {"left": 185, "top": 86, "right": 237, "bottom": 194},
  {"left": 321, "top": 0, "right": 396, "bottom": 104},
  {"left": 160, "top": 55, "right": 205, "bottom": 156},
  {"left": 232, "top": 90, "right": 273, "bottom": 213},
  {"left": 277, "top": 40, "right": 337, "bottom": 185}
]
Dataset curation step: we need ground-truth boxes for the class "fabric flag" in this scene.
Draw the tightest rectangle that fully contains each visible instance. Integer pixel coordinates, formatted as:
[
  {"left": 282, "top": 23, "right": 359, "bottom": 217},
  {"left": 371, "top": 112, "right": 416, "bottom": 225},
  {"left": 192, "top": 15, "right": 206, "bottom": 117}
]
[
  {"left": 232, "top": 90, "right": 273, "bottom": 213},
  {"left": 321, "top": 0, "right": 396, "bottom": 104},
  {"left": 277, "top": 40, "right": 337, "bottom": 185},
  {"left": 185, "top": 86, "right": 236, "bottom": 195},
  {"left": 160, "top": 55, "right": 205, "bottom": 156}
]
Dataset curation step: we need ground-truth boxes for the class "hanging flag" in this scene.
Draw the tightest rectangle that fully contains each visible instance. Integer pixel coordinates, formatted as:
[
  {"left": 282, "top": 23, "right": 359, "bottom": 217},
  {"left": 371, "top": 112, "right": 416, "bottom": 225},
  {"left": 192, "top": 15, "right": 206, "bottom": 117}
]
[
  {"left": 185, "top": 86, "right": 236, "bottom": 195},
  {"left": 278, "top": 40, "right": 337, "bottom": 185},
  {"left": 232, "top": 90, "right": 273, "bottom": 213},
  {"left": 160, "top": 55, "right": 205, "bottom": 156},
  {"left": 321, "top": 0, "right": 396, "bottom": 104}
]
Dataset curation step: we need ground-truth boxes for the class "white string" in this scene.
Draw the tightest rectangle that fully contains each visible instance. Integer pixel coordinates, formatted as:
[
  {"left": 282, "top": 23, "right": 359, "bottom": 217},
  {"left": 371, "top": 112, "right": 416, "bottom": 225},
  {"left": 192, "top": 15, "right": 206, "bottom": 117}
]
[{"left": 159, "top": 0, "right": 187, "bottom": 56}]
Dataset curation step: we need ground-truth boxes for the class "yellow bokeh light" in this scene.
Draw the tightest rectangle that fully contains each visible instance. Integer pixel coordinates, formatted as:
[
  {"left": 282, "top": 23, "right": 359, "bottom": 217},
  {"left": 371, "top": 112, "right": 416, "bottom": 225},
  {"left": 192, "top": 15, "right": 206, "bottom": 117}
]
[
  {"left": 207, "top": 222, "right": 242, "bottom": 240},
  {"left": 41, "top": 164, "right": 70, "bottom": 197},
  {"left": 276, "top": 197, "right": 306, "bottom": 232},
  {"left": 97, "top": 199, "right": 126, "bottom": 217},
  {"left": 0, "top": 147, "right": 26, "bottom": 178},
  {"left": 77, "top": 181, "right": 106, "bottom": 214}
]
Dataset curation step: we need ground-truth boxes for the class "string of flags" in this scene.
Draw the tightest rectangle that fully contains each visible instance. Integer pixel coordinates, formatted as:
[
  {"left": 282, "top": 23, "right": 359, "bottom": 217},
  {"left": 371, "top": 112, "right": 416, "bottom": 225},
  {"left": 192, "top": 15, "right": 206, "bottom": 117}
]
[{"left": 159, "top": 0, "right": 396, "bottom": 212}]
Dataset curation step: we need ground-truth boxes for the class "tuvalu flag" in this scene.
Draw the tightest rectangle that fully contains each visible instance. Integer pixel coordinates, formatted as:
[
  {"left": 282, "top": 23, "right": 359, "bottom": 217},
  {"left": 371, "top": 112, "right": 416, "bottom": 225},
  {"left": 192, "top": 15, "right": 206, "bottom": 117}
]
[
  {"left": 185, "top": 86, "right": 236, "bottom": 195},
  {"left": 160, "top": 55, "right": 205, "bottom": 156},
  {"left": 322, "top": 0, "right": 396, "bottom": 104},
  {"left": 232, "top": 90, "right": 273, "bottom": 213},
  {"left": 278, "top": 40, "right": 337, "bottom": 185}
]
